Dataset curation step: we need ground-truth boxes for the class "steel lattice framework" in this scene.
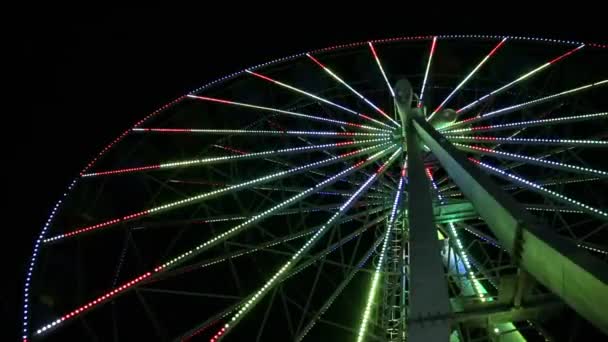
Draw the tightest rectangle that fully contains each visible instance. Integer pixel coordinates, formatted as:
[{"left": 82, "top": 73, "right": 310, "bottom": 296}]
[{"left": 23, "top": 35, "right": 607, "bottom": 342}]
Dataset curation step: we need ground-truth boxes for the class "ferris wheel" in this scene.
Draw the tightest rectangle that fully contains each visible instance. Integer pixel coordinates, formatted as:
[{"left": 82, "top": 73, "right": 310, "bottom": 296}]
[{"left": 23, "top": 35, "right": 607, "bottom": 341}]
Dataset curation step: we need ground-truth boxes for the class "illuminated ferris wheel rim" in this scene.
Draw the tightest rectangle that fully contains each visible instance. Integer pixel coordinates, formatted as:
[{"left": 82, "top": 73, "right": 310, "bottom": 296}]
[{"left": 23, "top": 34, "right": 607, "bottom": 342}]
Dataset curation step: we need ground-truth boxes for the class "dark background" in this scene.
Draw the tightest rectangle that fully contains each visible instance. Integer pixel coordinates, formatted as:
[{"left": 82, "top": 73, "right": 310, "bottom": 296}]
[{"left": 7, "top": 8, "right": 607, "bottom": 340}]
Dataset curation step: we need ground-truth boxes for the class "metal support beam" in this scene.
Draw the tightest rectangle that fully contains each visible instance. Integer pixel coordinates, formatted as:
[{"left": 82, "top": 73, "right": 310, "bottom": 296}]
[
  {"left": 411, "top": 115, "right": 608, "bottom": 334},
  {"left": 401, "top": 90, "right": 451, "bottom": 340}
]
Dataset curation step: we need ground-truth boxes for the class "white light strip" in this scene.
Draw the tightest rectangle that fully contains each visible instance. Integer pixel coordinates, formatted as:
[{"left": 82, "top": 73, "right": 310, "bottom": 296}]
[
  {"left": 419, "top": 36, "right": 437, "bottom": 106},
  {"left": 454, "top": 143, "right": 607, "bottom": 177},
  {"left": 187, "top": 94, "right": 390, "bottom": 132},
  {"left": 471, "top": 159, "right": 607, "bottom": 218},
  {"left": 133, "top": 127, "right": 391, "bottom": 136},
  {"left": 368, "top": 42, "right": 395, "bottom": 98},
  {"left": 429, "top": 38, "right": 507, "bottom": 119},
  {"left": 483, "top": 80, "right": 607, "bottom": 119},
  {"left": 446, "top": 135, "right": 607, "bottom": 146},
  {"left": 442, "top": 80, "right": 608, "bottom": 130},
  {"left": 445, "top": 112, "right": 608, "bottom": 134}
]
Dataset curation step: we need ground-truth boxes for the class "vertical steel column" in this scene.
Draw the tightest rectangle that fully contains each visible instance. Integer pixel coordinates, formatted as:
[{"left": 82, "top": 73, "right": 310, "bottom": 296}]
[{"left": 396, "top": 79, "right": 451, "bottom": 341}]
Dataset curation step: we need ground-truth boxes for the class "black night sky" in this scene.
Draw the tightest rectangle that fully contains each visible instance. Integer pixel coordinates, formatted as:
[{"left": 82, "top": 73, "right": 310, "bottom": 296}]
[{"left": 8, "top": 8, "right": 607, "bottom": 341}]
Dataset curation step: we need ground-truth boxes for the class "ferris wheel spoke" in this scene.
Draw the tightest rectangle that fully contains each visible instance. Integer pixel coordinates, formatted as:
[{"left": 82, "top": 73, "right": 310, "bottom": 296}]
[
  {"left": 307, "top": 53, "right": 401, "bottom": 128},
  {"left": 457, "top": 44, "right": 585, "bottom": 114},
  {"left": 44, "top": 142, "right": 392, "bottom": 243},
  {"left": 441, "top": 176, "right": 601, "bottom": 197},
  {"left": 428, "top": 38, "right": 508, "bottom": 120},
  {"left": 444, "top": 112, "right": 608, "bottom": 134},
  {"left": 469, "top": 158, "right": 608, "bottom": 221},
  {"left": 417, "top": 36, "right": 438, "bottom": 108},
  {"left": 469, "top": 143, "right": 584, "bottom": 176},
  {"left": 368, "top": 42, "right": 395, "bottom": 98},
  {"left": 356, "top": 161, "right": 405, "bottom": 342},
  {"left": 133, "top": 127, "right": 391, "bottom": 137},
  {"left": 210, "top": 148, "right": 402, "bottom": 340},
  {"left": 506, "top": 176, "right": 601, "bottom": 190},
  {"left": 454, "top": 143, "right": 607, "bottom": 178},
  {"left": 82, "top": 138, "right": 390, "bottom": 177},
  {"left": 34, "top": 146, "right": 399, "bottom": 338},
  {"left": 186, "top": 94, "right": 390, "bottom": 132},
  {"left": 295, "top": 231, "right": 385, "bottom": 342},
  {"left": 211, "top": 143, "right": 391, "bottom": 194},
  {"left": 149, "top": 205, "right": 390, "bottom": 284},
  {"left": 445, "top": 135, "right": 607, "bottom": 147},
  {"left": 442, "top": 80, "right": 608, "bottom": 130},
  {"left": 246, "top": 69, "right": 394, "bottom": 130}
]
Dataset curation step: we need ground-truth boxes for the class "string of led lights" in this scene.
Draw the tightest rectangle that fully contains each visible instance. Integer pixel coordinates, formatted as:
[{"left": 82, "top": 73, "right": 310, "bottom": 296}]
[
  {"left": 306, "top": 53, "right": 401, "bottom": 127},
  {"left": 419, "top": 36, "right": 437, "bottom": 108},
  {"left": 442, "top": 80, "right": 608, "bottom": 130},
  {"left": 356, "top": 159, "right": 405, "bottom": 342},
  {"left": 444, "top": 112, "right": 608, "bottom": 134},
  {"left": 82, "top": 137, "right": 391, "bottom": 177},
  {"left": 368, "top": 42, "right": 395, "bottom": 98},
  {"left": 186, "top": 94, "right": 391, "bottom": 132},
  {"left": 456, "top": 44, "right": 585, "bottom": 114},
  {"left": 469, "top": 158, "right": 607, "bottom": 220},
  {"left": 428, "top": 37, "right": 507, "bottom": 119},
  {"left": 454, "top": 143, "right": 607, "bottom": 177},
  {"left": 246, "top": 69, "right": 394, "bottom": 129}
]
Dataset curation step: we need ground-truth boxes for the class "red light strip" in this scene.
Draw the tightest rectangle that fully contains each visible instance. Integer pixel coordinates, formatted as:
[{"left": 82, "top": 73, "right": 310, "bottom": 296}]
[
  {"left": 456, "top": 44, "right": 585, "bottom": 114},
  {"left": 35, "top": 273, "right": 152, "bottom": 334},
  {"left": 419, "top": 36, "right": 437, "bottom": 107},
  {"left": 548, "top": 44, "right": 585, "bottom": 64},
  {"left": 368, "top": 42, "right": 395, "bottom": 98},
  {"left": 246, "top": 70, "right": 394, "bottom": 129},
  {"left": 43, "top": 210, "right": 149, "bottom": 243}
]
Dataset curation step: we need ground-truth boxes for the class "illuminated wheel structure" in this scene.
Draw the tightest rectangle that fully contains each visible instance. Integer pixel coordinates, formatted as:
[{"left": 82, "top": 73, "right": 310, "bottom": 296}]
[{"left": 24, "top": 35, "right": 608, "bottom": 342}]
